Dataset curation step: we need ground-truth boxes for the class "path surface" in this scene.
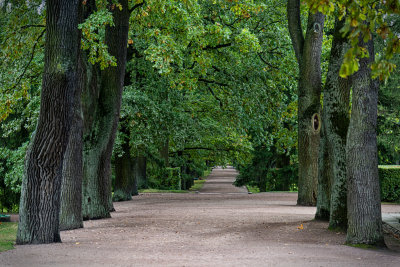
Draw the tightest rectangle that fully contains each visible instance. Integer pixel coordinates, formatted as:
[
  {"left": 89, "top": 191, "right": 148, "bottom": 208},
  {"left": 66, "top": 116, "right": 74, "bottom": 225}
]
[{"left": 1, "top": 167, "right": 400, "bottom": 266}]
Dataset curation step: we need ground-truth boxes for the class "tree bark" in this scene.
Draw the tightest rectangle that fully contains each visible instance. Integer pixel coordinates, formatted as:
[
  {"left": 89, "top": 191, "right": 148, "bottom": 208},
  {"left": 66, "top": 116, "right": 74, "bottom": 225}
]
[
  {"left": 59, "top": 0, "right": 96, "bottom": 232},
  {"left": 346, "top": 36, "right": 384, "bottom": 246},
  {"left": 287, "top": 0, "right": 324, "bottom": 206},
  {"left": 315, "top": 18, "right": 351, "bottom": 229},
  {"left": 17, "top": 0, "right": 79, "bottom": 244},
  {"left": 82, "top": 0, "right": 130, "bottom": 219}
]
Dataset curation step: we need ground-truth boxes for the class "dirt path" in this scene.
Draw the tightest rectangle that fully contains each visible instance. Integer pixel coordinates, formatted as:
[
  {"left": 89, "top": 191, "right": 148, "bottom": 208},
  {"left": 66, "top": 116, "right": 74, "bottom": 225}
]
[{"left": 1, "top": 167, "right": 399, "bottom": 266}]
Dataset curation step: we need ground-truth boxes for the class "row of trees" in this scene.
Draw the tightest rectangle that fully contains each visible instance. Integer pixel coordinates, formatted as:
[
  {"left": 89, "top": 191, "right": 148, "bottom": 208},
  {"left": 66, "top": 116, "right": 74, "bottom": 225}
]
[{"left": 0, "top": 0, "right": 398, "bottom": 247}]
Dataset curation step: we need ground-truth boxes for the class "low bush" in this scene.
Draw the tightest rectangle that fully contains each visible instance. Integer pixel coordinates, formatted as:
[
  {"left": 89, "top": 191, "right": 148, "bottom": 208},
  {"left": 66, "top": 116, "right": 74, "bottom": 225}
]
[{"left": 379, "top": 165, "right": 400, "bottom": 203}]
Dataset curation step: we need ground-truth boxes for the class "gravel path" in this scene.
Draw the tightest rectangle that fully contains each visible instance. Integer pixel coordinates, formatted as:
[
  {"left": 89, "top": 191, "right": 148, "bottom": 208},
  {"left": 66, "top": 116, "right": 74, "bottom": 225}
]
[{"left": 1, "top": 167, "right": 399, "bottom": 266}]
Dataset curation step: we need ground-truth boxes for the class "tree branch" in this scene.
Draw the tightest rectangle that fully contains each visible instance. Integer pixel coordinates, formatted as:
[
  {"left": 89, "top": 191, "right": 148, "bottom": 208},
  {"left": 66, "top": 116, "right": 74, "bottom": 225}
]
[
  {"left": 287, "top": 0, "right": 304, "bottom": 65},
  {"left": 6, "top": 29, "right": 46, "bottom": 94},
  {"left": 198, "top": 78, "right": 228, "bottom": 87},
  {"left": 203, "top": 43, "right": 232, "bottom": 50},
  {"left": 129, "top": 0, "right": 145, "bottom": 13}
]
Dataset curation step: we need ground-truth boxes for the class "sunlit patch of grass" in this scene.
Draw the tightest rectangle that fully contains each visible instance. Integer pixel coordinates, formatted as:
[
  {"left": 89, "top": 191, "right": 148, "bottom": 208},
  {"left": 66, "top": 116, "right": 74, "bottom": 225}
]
[
  {"left": 0, "top": 222, "right": 17, "bottom": 252},
  {"left": 246, "top": 185, "right": 260, "bottom": 193},
  {"left": 189, "top": 180, "right": 206, "bottom": 191}
]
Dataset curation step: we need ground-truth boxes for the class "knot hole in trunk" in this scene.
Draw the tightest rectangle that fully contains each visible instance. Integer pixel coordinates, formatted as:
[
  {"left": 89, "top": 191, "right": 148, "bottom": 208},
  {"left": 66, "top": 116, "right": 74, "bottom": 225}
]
[{"left": 311, "top": 113, "right": 321, "bottom": 133}]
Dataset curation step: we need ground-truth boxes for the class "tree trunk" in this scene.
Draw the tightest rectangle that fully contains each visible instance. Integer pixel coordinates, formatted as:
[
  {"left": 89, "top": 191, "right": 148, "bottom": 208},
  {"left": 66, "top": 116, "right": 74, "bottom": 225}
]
[
  {"left": 135, "top": 156, "right": 147, "bottom": 189},
  {"left": 315, "top": 128, "right": 331, "bottom": 220},
  {"left": 287, "top": 0, "right": 324, "bottom": 206},
  {"left": 82, "top": 0, "right": 130, "bottom": 219},
  {"left": 316, "top": 18, "right": 351, "bottom": 229},
  {"left": 113, "top": 141, "right": 134, "bottom": 202},
  {"left": 160, "top": 138, "right": 169, "bottom": 167},
  {"left": 17, "top": 0, "right": 79, "bottom": 244},
  {"left": 59, "top": 0, "right": 96, "bottom": 232},
  {"left": 346, "top": 36, "right": 384, "bottom": 246}
]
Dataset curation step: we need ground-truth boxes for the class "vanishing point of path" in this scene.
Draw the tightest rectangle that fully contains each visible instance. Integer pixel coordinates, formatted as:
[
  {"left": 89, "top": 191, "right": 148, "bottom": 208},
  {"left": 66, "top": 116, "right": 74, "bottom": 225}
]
[{"left": 1, "top": 167, "right": 400, "bottom": 266}]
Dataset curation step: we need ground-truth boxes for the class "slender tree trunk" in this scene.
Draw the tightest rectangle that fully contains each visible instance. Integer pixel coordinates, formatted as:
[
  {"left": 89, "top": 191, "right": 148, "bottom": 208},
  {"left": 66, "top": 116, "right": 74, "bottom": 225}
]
[
  {"left": 17, "top": 0, "right": 79, "bottom": 244},
  {"left": 160, "top": 138, "right": 169, "bottom": 167},
  {"left": 135, "top": 156, "right": 147, "bottom": 189},
  {"left": 315, "top": 128, "right": 331, "bottom": 220},
  {"left": 287, "top": 0, "right": 324, "bottom": 206},
  {"left": 113, "top": 140, "right": 134, "bottom": 202},
  {"left": 82, "top": 0, "right": 130, "bottom": 219},
  {"left": 346, "top": 36, "right": 384, "bottom": 246},
  {"left": 59, "top": 0, "right": 95, "bottom": 232},
  {"left": 316, "top": 18, "right": 351, "bottom": 229}
]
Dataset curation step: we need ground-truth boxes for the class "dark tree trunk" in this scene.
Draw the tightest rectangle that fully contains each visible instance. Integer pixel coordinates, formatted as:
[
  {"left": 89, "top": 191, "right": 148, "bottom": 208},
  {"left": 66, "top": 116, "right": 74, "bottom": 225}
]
[
  {"left": 287, "top": 0, "right": 324, "bottom": 206},
  {"left": 59, "top": 0, "right": 95, "bottom": 232},
  {"left": 17, "top": 0, "right": 79, "bottom": 244},
  {"left": 82, "top": 0, "right": 130, "bottom": 219},
  {"left": 160, "top": 138, "right": 169, "bottom": 167},
  {"left": 113, "top": 139, "right": 135, "bottom": 202},
  {"left": 346, "top": 36, "right": 384, "bottom": 246},
  {"left": 135, "top": 156, "right": 147, "bottom": 189},
  {"left": 316, "top": 18, "right": 351, "bottom": 229}
]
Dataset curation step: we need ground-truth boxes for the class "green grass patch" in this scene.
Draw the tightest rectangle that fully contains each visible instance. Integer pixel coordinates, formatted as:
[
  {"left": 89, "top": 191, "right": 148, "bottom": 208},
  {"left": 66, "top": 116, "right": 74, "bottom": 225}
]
[
  {"left": 0, "top": 222, "right": 17, "bottom": 252},
  {"left": 246, "top": 185, "right": 260, "bottom": 193},
  {"left": 138, "top": 189, "right": 188, "bottom": 193},
  {"left": 189, "top": 180, "right": 206, "bottom": 191},
  {"left": 346, "top": 243, "right": 378, "bottom": 250}
]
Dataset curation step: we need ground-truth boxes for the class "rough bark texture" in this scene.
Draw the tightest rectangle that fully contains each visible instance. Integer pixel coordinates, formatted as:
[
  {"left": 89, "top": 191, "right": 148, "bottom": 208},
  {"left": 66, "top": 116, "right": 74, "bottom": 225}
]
[
  {"left": 16, "top": 0, "right": 79, "bottom": 244},
  {"left": 82, "top": 0, "right": 130, "bottom": 219},
  {"left": 59, "top": 1, "right": 95, "bottom": 232},
  {"left": 316, "top": 19, "right": 351, "bottom": 229},
  {"left": 287, "top": 0, "right": 324, "bottom": 206},
  {"left": 346, "top": 36, "right": 384, "bottom": 246}
]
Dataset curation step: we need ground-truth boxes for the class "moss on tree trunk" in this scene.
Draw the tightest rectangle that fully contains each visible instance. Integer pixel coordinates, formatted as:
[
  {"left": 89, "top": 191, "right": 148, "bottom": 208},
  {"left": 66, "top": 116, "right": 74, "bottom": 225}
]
[{"left": 82, "top": 0, "right": 130, "bottom": 219}]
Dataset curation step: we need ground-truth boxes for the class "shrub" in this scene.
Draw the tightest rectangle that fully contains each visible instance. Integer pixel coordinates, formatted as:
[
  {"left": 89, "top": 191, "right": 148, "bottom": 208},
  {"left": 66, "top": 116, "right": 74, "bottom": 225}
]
[{"left": 379, "top": 165, "right": 400, "bottom": 203}]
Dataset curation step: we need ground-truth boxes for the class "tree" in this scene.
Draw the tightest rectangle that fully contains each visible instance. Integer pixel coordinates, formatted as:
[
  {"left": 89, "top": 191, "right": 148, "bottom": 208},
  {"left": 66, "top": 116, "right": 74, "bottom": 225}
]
[
  {"left": 287, "top": 0, "right": 325, "bottom": 205},
  {"left": 59, "top": 1, "right": 96, "bottom": 231},
  {"left": 16, "top": 0, "right": 80, "bottom": 244},
  {"left": 81, "top": 0, "right": 130, "bottom": 219},
  {"left": 346, "top": 35, "right": 384, "bottom": 246},
  {"left": 315, "top": 17, "right": 351, "bottom": 230}
]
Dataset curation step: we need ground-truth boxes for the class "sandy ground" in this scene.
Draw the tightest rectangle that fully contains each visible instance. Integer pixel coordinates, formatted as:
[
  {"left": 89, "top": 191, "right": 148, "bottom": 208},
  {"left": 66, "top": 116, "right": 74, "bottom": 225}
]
[{"left": 1, "top": 167, "right": 399, "bottom": 266}]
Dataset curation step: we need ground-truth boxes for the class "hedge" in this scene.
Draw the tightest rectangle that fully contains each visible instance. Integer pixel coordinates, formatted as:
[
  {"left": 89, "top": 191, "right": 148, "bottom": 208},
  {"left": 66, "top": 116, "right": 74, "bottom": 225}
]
[{"left": 379, "top": 165, "right": 400, "bottom": 203}]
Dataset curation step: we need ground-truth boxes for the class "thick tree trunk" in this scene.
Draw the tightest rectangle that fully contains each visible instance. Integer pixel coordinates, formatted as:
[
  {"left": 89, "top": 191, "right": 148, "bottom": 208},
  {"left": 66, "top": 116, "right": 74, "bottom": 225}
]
[
  {"left": 346, "top": 36, "right": 384, "bottom": 246},
  {"left": 287, "top": 0, "right": 324, "bottom": 206},
  {"left": 59, "top": 0, "right": 95, "bottom": 232},
  {"left": 16, "top": 0, "right": 79, "bottom": 244},
  {"left": 316, "top": 19, "right": 351, "bottom": 229},
  {"left": 82, "top": 0, "right": 130, "bottom": 219}
]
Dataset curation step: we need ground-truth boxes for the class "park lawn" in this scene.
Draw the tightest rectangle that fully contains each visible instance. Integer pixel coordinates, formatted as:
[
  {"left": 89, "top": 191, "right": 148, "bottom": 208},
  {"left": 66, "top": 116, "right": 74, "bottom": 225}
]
[{"left": 0, "top": 222, "right": 17, "bottom": 252}]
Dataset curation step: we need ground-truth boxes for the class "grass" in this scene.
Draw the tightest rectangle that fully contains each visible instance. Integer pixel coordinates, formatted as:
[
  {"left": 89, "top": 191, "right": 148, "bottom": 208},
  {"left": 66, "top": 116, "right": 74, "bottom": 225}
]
[
  {"left": 346, "top": 243, "right": 378, "bottom": 250},
  {"left": 0, "top": 222, "right": 17, "bottom": 252},
  {"left": 138, "top": 189, "right": 188, "bottom": 193},
  {"left": 246, "top": 185, "right": 260, "bottom": 193},
  {"left": 189, "top": 179, "right": 206, "bottom": 191}
]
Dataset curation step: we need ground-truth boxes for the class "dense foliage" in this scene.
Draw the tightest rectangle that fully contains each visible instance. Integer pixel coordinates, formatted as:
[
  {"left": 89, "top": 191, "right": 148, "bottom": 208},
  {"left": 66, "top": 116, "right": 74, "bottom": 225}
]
[{"left": 0, "top": 0, "right": 399, "bottom": 222}]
